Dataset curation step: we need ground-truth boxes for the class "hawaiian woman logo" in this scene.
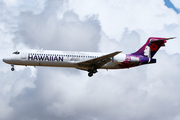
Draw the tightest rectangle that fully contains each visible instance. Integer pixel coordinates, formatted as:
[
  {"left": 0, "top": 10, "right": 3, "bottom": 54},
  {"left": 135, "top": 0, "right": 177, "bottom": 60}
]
[{"left": 144, "top": 45, "right": 151, "bottom": 58}]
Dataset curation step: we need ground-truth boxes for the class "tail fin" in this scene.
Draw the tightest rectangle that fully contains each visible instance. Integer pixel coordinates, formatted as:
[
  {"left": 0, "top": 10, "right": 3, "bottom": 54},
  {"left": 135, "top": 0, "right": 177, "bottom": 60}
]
[{"left": 132, "top": 37, "right": 175, "bottom": 58}]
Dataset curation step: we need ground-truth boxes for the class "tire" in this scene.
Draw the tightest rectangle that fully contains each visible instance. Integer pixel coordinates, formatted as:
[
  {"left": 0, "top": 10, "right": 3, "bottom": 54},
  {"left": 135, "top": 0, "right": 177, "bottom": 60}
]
[
  {"left": 92, "top": 69, "right": 97, "bottom": 73},
  {"left": 11, "top": 68, "right": 15, "bottom": 71},
  {"left": 88, "top": 72, "right": 93, "bottom": 77}
]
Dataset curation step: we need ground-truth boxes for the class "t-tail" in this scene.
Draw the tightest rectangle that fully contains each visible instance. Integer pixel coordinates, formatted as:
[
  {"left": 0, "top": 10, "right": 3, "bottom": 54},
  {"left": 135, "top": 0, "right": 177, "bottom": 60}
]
[{"left": 132, "top": 37, "right": 175, "bottom": 63}]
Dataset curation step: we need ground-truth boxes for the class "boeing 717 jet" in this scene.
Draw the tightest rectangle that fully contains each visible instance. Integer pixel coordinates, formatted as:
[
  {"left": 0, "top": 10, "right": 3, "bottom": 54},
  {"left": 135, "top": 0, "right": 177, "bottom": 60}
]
[{"left": 3, "top": 37, "right": 174, "bottom": 77}]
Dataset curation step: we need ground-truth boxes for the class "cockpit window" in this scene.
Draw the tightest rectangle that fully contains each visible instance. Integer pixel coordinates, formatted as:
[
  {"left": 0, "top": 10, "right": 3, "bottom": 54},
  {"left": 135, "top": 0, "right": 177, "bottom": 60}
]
[{"left": 13, "top": 51, "right": 20, "bottom": 54}]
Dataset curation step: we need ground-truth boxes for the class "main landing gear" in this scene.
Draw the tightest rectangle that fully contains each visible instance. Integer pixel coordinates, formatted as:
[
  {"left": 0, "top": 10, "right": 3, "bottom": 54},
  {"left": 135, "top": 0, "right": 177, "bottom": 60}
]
[
  {"left": 88, "top": 68, "right": 98, "bottom": 77},
  {"left": 11, "top": 64, "right": 15, "bottom": 71}
]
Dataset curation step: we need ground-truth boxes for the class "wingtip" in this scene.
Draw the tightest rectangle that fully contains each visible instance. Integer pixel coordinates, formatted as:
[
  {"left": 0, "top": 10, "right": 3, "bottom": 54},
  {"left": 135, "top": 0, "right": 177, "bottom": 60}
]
[{"left": 117, "top": 51, "right": 122, "bottom": 53}]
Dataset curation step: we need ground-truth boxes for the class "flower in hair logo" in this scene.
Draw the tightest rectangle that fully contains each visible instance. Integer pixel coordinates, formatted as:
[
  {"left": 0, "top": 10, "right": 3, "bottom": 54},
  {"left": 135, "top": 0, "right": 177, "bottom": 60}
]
[{"left": 150, "top": 43, "right": 158, "bottom": 51}]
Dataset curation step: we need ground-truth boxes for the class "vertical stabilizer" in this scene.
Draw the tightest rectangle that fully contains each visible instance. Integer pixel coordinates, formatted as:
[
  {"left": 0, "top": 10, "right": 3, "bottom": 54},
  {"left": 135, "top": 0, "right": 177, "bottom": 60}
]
[{"left": 132, "top": 37, "right": 175, "bottom": 58}]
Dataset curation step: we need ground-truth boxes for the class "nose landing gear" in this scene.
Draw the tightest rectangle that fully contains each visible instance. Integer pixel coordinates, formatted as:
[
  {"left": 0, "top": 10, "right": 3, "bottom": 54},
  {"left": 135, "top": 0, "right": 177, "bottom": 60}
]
[{"left": 11, "top": 64, "right": 15, "bottom": 71}]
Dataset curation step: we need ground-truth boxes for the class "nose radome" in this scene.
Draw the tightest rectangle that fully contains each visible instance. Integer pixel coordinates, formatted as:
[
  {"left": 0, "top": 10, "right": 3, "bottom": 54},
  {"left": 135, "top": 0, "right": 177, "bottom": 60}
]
[{"left": 2, "top": 57, "right": 11, "bottom": 64}]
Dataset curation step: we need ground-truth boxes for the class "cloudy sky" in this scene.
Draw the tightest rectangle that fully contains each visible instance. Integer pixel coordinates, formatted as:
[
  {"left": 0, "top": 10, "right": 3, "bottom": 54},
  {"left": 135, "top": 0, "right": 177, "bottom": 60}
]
[{"left": 0, "top": 0, "right": 180, "bottom": 120}]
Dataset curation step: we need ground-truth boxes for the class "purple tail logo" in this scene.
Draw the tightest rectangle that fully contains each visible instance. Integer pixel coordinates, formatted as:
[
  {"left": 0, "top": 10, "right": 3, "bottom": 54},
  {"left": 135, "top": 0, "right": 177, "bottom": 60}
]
[{"left": 132, "top": 37, "right": 171, "bottom": 58}]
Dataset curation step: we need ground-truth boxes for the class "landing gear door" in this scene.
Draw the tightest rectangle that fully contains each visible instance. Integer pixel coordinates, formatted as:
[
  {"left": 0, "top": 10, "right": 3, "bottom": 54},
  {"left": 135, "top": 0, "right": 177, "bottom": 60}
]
[{"left": 21, "top": 51, "right": 26, "bottom": 59}]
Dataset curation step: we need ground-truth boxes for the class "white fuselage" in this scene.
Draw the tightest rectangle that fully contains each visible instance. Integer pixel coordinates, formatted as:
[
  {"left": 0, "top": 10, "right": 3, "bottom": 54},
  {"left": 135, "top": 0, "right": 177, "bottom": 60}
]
[
  {"left": 3, "top": 50, "right": 127, "bottom": 70},
  {"left": 3, "top": 37, "right": 171, "bottom": 77}
]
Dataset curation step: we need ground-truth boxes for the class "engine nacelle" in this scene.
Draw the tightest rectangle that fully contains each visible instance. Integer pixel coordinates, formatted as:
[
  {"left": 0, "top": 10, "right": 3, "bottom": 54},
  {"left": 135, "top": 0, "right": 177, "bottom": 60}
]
[
  {"left": 130, "top": 56, "right": 140, "bottom": 63},
  {"left": 121, "top": 55, "right": 140, "bottom": 63}
]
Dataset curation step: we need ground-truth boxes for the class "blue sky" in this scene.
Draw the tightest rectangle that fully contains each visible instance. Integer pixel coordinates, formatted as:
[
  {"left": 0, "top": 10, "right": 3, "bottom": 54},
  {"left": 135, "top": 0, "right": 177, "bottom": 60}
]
[{"left": 164, "top": 0, "right": 179, "bottom": 13}]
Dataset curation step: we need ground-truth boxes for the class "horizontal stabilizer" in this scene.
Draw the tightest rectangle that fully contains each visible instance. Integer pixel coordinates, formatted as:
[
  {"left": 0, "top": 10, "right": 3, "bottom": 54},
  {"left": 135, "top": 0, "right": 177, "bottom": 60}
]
[{"left": 151, "top": 37, "right": 176, "bottom": 43}]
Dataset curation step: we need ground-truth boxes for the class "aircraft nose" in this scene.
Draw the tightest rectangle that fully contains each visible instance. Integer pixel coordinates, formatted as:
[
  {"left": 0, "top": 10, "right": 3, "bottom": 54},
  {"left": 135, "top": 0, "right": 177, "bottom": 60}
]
[{"left": 2, "top": 57, "right": 11, "bottom": 64}]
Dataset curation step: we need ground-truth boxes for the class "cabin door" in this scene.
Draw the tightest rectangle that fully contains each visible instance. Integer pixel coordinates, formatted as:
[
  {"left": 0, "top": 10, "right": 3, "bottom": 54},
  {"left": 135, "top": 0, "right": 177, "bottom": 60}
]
[{"left": 21, "top": 52, "right": 26, "bottom": 59}]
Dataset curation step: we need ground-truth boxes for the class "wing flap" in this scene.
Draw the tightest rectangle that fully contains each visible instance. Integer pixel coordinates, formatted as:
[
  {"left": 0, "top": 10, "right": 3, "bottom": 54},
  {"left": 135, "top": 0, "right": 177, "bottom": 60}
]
[{"left": 76, "top": 51, "right": 122, "bottom": 69}]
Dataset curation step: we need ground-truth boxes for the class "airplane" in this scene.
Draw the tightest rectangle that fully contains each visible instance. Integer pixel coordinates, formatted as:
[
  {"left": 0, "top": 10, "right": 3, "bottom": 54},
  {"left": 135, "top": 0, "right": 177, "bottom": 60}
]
[{"left": 3, "top": 37, "right": 175, "bottom": 77}]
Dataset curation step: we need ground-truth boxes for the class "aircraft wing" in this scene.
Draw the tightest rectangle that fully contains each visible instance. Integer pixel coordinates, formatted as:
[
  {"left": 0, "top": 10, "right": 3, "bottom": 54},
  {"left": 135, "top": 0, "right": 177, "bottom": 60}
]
[{"left": 76, "top": 51, "right": 122, "bottom": 69}]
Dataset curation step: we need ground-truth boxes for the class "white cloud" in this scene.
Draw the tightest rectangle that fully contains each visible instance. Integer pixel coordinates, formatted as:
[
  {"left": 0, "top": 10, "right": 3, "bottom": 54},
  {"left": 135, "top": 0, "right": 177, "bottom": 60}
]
[
  {"left": 0, "top": 98, "right": 13, "bottom": 119},
  {"left": 2, "top": 0, "right": 46, "bottom": 14},
  {"left": 170, "top": 0, "right": 180, "bottom": 9},
  {"left": 69, "top": 0, "right": 178, "bottom": 40},
  {"left": 16, "top": 10, "right": 101, "bottom": 51},
  {"left": 99, "top": 29, "right": 140, "bottom": 53}
]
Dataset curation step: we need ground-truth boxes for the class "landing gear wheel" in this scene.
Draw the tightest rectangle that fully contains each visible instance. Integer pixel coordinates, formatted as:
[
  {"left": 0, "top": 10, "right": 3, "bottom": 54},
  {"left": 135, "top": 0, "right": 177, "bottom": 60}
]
[
  {"left": 88, "top": 72, "right": 93, "bottom": 77},
  {"left": 11, "top": 64, "right": 15, "bottom": 71},
  {"left": 92, "top": 68, "right": 97, "bottom": 73}
]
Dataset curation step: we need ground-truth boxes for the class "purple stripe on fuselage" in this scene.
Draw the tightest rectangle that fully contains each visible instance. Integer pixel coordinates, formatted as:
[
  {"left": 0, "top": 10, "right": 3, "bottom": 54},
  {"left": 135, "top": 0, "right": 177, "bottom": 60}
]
[
  {"left": 126, "top": 54, "right": 149, "bottom": 64},
  {"left": 139, "top": 56, "right": 149, "bottom": 64}
]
